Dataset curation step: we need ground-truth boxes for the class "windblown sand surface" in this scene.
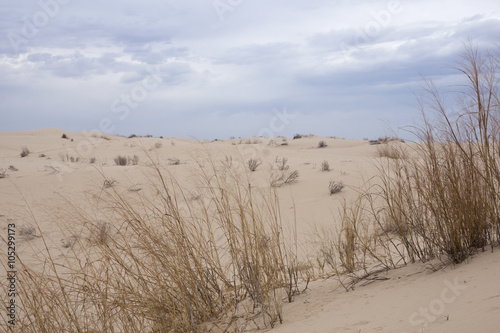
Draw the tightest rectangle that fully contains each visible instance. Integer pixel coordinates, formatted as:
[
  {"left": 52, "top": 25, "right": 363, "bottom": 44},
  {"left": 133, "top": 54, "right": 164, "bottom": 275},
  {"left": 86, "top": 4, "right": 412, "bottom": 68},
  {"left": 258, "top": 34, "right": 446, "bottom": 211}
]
[{"left": 1, "top": 128, "right": 499, "bottom": 332}]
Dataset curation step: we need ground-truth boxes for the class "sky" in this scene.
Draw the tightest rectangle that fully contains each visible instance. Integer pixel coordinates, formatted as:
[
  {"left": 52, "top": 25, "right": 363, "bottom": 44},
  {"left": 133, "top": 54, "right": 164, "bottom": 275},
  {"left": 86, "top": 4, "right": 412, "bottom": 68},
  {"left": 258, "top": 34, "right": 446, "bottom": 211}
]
[{"left": 1, "top": 0, "right": 499, "bottom": 140}]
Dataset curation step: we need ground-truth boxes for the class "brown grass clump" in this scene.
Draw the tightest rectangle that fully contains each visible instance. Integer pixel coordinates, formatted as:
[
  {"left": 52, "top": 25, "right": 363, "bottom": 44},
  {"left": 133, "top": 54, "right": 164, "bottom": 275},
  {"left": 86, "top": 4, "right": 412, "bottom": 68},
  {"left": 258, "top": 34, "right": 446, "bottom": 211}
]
[
  {"left": 376, "top": 142, "right": 407, "bottom": 159},
  {"left": 2, "top": 154, "right": 302, "bottom": 332}
]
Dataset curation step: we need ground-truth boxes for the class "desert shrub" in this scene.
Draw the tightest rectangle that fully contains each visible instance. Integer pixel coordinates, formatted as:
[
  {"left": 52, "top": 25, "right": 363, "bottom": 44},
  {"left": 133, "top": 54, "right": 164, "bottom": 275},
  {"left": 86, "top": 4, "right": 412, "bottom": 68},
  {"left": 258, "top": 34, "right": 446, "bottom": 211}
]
[
  {"left": 248, "top": 158, "right": 262, "bottom": 171},
  {"left": 88, "top": 221, "right": 112, "bottom": 245},
  {"left": 167, "top": 158, "right": 180, "bottom": 165},
  {"left": 59, "top": 153, "right": 79, "bottom": 162},
  {"left": 293, "top": 134, "right": 302, "bottom": 139},
  {"left": 38, "top": 153, "right": 46, "bottom": 158},
  {"left": 275, "top": 157, "right": 289, "bottom": 171},
  {"left": 20, "top": 146, "right": 30, "bottom": 157},
  {"left": 61, "top": 133, "right": 68, "bottom": 139},
  {"left": 103, "top": 178, "right": 117, "bottom": 188},
  {"left": 114, "top": 155, "right": 128, "bottom": 166},
  {"left": 8, "top": 165, "right": 17, "bottom": 171},
  {"left": 113, "top": 155, "right": 138, "bottom": 166},
  {"left": 89, "top": 157, "right": 96, "bottom": 164},
  {"left": 321, "top": 160, "right": 330, "bottom": 172},
  {"left": 271, "top": 170, "right": 300, "bottom": 187},
  {"left": 130, "top": 155, "right": 139, "bottom": 165},
  {"left": 0, "top": 169, "right": 7, "bottom": 179},
  {"left": 328, "top": 180, "right": 344, "bottom": 195},
  {"left": 19, "top": 225, "right": 38, "bottom": 240},
  {"left": 318, "top": 140, "right": 327, "bottom": 148}
]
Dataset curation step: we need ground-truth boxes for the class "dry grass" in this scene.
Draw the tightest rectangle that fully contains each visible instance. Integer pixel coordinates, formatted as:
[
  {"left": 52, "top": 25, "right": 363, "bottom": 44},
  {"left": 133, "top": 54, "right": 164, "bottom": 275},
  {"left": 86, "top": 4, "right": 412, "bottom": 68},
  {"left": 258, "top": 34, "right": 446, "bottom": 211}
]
[
  {"left": 3, "top": 155, "right": 301, "bottom": 332},
  {"left": 376, "top": 143, "right": 407, "bottom": 159}
]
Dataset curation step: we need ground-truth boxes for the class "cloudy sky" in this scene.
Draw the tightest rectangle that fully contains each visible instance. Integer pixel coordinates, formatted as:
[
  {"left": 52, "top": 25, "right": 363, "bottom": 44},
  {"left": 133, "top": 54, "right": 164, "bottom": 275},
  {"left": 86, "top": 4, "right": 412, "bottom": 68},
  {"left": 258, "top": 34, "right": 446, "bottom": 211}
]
[{"left": 1, "top": 0, "right": 499, "bottom": 140}]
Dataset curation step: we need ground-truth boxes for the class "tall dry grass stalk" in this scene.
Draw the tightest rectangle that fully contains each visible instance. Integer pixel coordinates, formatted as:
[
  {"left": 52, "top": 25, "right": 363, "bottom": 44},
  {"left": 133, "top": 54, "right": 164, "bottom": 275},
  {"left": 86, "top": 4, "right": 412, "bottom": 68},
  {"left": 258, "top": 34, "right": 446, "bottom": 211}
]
[
  {"left": 314, "top": 41, "right": 499, "bottom": 291},
  {"left": 1, "top": 153, "right": 302, "bottom": 332}
]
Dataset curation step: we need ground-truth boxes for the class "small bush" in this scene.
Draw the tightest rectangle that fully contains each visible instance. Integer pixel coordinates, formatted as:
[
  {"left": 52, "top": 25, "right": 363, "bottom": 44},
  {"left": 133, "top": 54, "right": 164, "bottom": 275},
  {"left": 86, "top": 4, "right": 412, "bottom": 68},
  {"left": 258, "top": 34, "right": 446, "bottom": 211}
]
[
  {"left": 38, "top": 153, "right": 46, "bottom": 158},
  {"left": 293, "top": 134, "right": 302, "bottom": 139},
  {"left": 103, "top": 178, "right": 117, "bottom": 188},
  {"left": 329, "top": 180, "right": 344, "bottom": 195},
  {"left": 321, "top": 160, "right": 330, "bottom": 172},
  {"left": 271, "top": 170, "right": 300, "bottom": 187},
  {"left": 318, "top": 141, "right": 327, "bottom": 148},
  {"left": 248, "top": 158, "right": 262, "bottom": 172},
  {"left": 168, "top": 158, "right": 180, "bottom": 165},
  {"left": 89, "top": 157, "right": 96, "bottom": 164},
  {"left": 114, "top": 155, "right": 128, "bottom": 166},
  {"left": 61, "top": 133, "right": 68, "bottom": 139},
  {"left": 20, "top": 146, "right": 30, "bottom": 157},
  {"left": 275, "top": 157, "right": 289, "bottom": 171},
  {"left": 61, "top": 236, "right": 78, "bottom": 249},
  {"left": 8, "top": 165, "right": 18, "bottom": 171},
  {"left": 19, "top": 225, "right": 38, "bottom": 240},
  {"left": 0, "top": 169, "right": 7, "bottom": 179},
  {"left": 88, "top": 221, "right": 112, "bottom": 245},
  {"left": 129, "top": 155, "right": 139, "bottom": 165}
]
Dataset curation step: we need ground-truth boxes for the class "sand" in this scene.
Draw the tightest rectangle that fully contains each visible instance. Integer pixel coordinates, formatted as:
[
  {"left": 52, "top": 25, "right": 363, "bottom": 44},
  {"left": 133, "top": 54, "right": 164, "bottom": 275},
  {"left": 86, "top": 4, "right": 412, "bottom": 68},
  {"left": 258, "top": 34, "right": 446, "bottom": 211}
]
[{"left": 1, "top": 128, "right": 499, "bottom": 332}]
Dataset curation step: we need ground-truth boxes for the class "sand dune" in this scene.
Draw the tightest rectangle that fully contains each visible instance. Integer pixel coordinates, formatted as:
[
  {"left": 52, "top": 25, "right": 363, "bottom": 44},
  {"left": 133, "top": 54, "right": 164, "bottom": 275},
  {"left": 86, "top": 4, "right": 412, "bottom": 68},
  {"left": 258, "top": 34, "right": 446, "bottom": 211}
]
[{"left": 1, "top": 129, "right": 499, "bottom": 332}]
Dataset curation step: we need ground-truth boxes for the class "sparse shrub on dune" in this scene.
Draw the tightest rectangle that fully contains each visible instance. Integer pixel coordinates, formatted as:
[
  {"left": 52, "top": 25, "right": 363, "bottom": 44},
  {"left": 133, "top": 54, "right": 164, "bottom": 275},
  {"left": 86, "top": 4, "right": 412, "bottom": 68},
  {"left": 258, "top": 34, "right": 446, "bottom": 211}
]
[
  {"left": 167, "top": 157, "right": 180, "bottom": 165},
  {"left": 113, "top": 155, "right": 139, "bottom": 166},
  {"left": 271, "top": 169, "right": 300, "bottom": 187},
  {"left": 318, "top": 140, "right": 327, "bottom": 148},
  {"left": 20, "top": 146, "right": 30, "bottom": 157},
  {"left": 275, "top": 156, "right": 289, "bottom": 171},
  {"left": 248, "top": 158, "right": 262, "bottom": 171},
  {"left": 19, "top": 225, "right": 38, "bottom": 241},
  {"left": 114, "top": 155, "right": 128, "bottom": 166},
  {"left": 321, "top": 160, "right": 330, "bottom": 172},
  {"left": 328, "top": 180, "right": 344, "bottom": 195}
]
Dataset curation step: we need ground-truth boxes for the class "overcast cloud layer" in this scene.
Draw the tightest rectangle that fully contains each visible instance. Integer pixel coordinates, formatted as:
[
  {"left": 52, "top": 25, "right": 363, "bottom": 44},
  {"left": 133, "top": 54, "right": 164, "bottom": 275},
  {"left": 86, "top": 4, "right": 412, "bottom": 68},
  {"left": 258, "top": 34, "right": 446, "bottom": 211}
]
[{"left": 1, "top": 0, "right": 499, "bottom": 140}]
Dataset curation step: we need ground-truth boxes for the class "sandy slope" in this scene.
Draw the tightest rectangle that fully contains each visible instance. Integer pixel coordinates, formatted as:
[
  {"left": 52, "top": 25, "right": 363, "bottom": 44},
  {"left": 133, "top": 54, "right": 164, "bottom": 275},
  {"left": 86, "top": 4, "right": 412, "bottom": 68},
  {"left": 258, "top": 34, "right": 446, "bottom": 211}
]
[{"left": 0, "top": 129, "right": 499, "bottom": 332}]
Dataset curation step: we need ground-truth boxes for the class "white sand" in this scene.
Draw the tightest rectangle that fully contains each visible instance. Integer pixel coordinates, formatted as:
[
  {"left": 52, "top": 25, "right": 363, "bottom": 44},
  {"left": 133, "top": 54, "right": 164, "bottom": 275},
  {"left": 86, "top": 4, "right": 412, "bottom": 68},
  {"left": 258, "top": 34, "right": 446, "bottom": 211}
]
[{"left": 1, "top": 128, "right": 499, "bottom": 332}]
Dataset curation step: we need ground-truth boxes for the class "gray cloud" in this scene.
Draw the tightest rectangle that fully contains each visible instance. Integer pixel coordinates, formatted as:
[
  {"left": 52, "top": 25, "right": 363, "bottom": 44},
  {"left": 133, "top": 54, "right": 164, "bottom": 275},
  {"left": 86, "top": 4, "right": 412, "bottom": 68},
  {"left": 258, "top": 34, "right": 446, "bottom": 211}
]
[{"left": 1, "top": 0, "right": 499, "bottom": 140}]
